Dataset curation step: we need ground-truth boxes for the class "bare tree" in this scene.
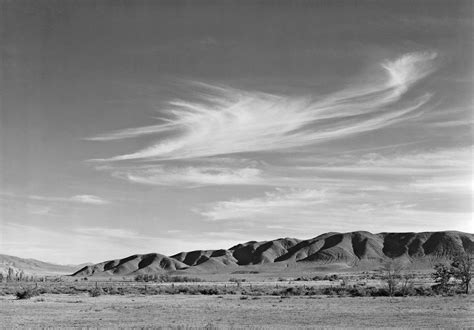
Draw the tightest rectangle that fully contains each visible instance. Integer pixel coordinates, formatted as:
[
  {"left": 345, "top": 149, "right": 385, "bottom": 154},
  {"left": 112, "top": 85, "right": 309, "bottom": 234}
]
[
  {"left": 380, "top": 259, "right": 403, "bottom": 296},
  {"left": 400, "top": 273, "right": 414, "bottom": 296}
]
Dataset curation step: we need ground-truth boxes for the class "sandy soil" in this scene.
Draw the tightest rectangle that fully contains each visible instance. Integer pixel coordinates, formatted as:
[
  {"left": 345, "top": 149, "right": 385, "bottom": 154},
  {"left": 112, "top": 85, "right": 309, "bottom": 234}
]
[{"left": 1, "top": 294, "right": 472, "bottom": 328}]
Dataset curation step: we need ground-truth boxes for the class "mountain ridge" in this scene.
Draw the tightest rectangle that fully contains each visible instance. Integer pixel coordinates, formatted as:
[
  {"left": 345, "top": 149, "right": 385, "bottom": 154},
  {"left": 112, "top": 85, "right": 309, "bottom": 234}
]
[
  {"left": 72, "top": 230, "right": 474, "bottom": 277},
  {"left": 0, "top": 254, "right": 86, "bottom": 276}
]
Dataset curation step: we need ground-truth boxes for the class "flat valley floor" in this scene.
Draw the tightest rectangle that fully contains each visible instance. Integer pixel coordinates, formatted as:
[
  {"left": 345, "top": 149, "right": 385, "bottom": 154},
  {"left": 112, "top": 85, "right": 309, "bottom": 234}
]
[{"left": 1, "top": 294, "right": 472, "bottom": 328}]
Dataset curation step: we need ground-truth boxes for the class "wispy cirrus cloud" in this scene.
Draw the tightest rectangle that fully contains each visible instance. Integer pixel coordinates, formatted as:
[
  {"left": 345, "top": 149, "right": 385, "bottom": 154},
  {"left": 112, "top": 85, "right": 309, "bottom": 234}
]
[
  {"left": 109, "top": 165, "right": 263, "bottom": 187},
  {"left": 29, "top": 194, "right": 110, "bottom": 205},
  {"left": 304, "top": 146, "right": 472, "bottom": 175},
  {"left": 74, "top": 227, "right": 144, "bottom": 239},
  {"left": 88, "top": 52, "right": 437, "bottom": 162},
  {"left": 199, "top": 188, "right": 328, "bottom": 221},
  {"left": 409, "top": 176, "right": 473, "bottom": 193},
  {"left": 197, "top": 186, "right": 473, "bottom": 232},
  {"left": 289, "top": 146, "right": 473, "bottom": 198},
  {"left": 69, "top": 195, "right": 110, "bottom": 205}
]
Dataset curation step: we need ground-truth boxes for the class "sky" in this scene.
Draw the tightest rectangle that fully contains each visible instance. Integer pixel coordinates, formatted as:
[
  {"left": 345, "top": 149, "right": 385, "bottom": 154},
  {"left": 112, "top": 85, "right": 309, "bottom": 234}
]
[{"left": 0, "top": 0, "right": 472, "bottom": 264}]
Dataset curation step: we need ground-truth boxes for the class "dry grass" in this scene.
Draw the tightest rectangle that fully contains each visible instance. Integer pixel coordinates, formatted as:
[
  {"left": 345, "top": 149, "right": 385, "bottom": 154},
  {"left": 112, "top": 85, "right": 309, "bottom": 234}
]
[{"left": 0, "top": 293, "right": 472, "bottom": 328}]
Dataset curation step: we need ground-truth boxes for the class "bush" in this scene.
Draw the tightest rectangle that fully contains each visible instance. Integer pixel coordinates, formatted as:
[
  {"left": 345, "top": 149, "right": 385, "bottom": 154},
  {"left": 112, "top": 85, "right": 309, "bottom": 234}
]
[
  {"left": 88, "top": 287, "right": 103, "bottom": 297},
  {"left": 229, "top": 278, "right": 246, "bottom": 283},
  {"left": 322, "top": 287, "right": 347, "bottom": 296},
  {"left": 431, "top": 263, "right": 453, "bottom": 294},
  {"left": 15, "top": 288, "right": 39, "bottom": 300},
  {"left": 373, "top": 287, "right": 390, "bottom": 297},
  {"left": 283, "top": 287, "right": 301, "bottom": 296},
  {"left": 134, "top": 274, "right": 203, "bottom": 283},
  {"left": 415, "top": 286, "right": 434, "bottom": 296},
  {"left": 324, "top": 274, "right": 339, "bottom": 281},
  {"left": 199, "top": 288, "right": 219, "bottom": 295},
  {"left": 348, "top": 287, "right": 369, "bottom": 297}
]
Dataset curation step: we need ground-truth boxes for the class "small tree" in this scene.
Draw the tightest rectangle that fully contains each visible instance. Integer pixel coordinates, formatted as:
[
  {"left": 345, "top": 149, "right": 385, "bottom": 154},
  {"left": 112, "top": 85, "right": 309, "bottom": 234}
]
[
  {"left": 7, "top": 267, "right": 15, "bottom": 282},
  {"left": 380, "top": 259, "right": 403, "bottom": 296},
  {"left": 451, "top": 253, "right": 472, "bottom": 294},
  {"left": 400, "top": 273, "right": 414, "bottom": 296},
  {"left": 431, "top": 263, "right": 453, "bottom": 294}
]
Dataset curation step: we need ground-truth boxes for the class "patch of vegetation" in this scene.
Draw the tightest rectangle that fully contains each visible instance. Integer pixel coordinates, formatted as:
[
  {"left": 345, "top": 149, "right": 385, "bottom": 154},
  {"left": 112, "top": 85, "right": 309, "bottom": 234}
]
[
  {"left": 231, "top": 270, "right": 260, "bottom": 274},
  {"left": 88, "top": 287, "right": 104, "bottom": 297},
  {"left": 295, "top": 274, "right": 339, "bottom": 281},
  {"left": 229, "top": 278, "right": 246, "bottom": 284},
  {"left": 15, "top": 288, "right": 39, "bottom": 300},
  {"left": 134, "top": 274, "right": 203, "bottom": 283},
  {"left": 432, "top": 253, "right": 472, "bottom": 294}
]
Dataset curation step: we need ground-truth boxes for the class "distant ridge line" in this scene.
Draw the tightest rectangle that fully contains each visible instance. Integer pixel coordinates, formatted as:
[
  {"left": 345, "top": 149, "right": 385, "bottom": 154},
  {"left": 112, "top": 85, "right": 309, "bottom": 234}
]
[{"left": 72, "top": 230, "right": 474, "bottom": 277}]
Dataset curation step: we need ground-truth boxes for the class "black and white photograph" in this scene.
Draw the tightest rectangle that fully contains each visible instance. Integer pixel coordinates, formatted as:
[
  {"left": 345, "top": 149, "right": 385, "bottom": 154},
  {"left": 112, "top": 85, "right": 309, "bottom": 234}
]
[{"left": 0, "top": 0, "right": 472, "bottom": 328}]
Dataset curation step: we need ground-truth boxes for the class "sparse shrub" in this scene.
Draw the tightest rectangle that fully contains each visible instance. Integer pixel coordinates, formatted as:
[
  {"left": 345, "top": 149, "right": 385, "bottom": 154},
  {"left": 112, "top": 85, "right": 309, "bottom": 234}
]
[
  {"left": 15, "top": 288, "right": 39, "bottom": 300},
  {"left": 397, "top": 284, "right": 416, "bottom": 296},
  {"left": 322, "top": 286, "right": 347, "bottom": 296},
  {"left": 348, "top": 286, "right": 369, "bottom": 297},
  {"left": 199, "top": 288, "right": 219, "bottom": 295},
  {"left": 134, "top": 274, "right": 203, "bottom": 283},
  {"left": 283, "top": 287, "right": 297, "bottom": 296},
  {"left": 414, "top": 286, "right": 434, "bottom": 296},
  {"left": 324, "top": 274, "right": 339, "bottom": 281},
  {"left": 102, "top": 286, "right": 121, "bottom": 295},
  {"left": 37, "top": 287, "right": 47, "bottom": 294},
  {"left": 374, "top": 287, "right": 390, "bottom": 297},
  {"left": 229, "top": 278, "right": 246, "bottom": 283},
  {"left": 88, "top": 287, "right": 103, "bottom": 297},
  {"left": 380, "top": 260, "right": 404, "bottom": 297}
]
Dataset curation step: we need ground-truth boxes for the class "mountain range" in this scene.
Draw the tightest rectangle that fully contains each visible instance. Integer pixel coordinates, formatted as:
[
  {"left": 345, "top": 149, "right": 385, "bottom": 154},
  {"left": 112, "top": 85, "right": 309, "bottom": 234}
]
[
  {"left": 0, "top": 254, "right": 88, "bottom": 276},
  {"left": 72, "top": 231, "right": 474, "bottom": 277}
]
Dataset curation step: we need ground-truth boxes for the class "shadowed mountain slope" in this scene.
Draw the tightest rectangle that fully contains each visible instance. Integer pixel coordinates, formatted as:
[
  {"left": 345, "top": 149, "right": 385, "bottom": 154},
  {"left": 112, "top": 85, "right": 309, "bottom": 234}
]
[
  {"left": 72, "top": 253, "right": 187, "bottom": 276},
  {"left": 229, "top": 238, "right": 301, "bottom": 265},
  {"left": 71, "top": 231, "right": 474, "bottom": 276}
]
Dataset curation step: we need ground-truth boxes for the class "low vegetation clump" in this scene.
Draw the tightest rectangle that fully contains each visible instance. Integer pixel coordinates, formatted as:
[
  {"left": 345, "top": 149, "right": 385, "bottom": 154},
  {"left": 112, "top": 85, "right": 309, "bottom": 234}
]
[
  {"left": 229, "top": 278, "right": 246, "bottom": 284},
  {"left": 15, "top": 288, "right": 39, "bottom": 300},
  {"left": 295, "top": 274, "right": 339, "bottom": 281},
  {"left": 230, "top": 270, "right": 260, "bottom": 274},
  {"left": 88, "top": 287, "right": 103, "bottom": 297},
  {"left": 1, "top": 281, "right": 443, "bottom": 298},
  {"left": 134, "top": 274, "right": 203, "bottom": 283}
]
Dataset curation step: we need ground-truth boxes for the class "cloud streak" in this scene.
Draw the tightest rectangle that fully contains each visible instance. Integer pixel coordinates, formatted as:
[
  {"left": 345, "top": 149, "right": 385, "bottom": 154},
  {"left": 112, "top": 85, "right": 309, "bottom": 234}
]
[
  {"left": 199, "top": 188, "right": 328, "bottom": 221},
  {"left": 197, "top": 185, "right": 473, "bottom": 233},
  {"left": 29, "top": 194, "right": 110, "bottom": 205},
  {"left": 88, "top": 52, "right": 437, "bottom": 162},
  {"left": 304, "top": 146, "right": 472, "bottom": 175},
  {"left": 109, "top": 165, "right": 263, "bottom": 187}
]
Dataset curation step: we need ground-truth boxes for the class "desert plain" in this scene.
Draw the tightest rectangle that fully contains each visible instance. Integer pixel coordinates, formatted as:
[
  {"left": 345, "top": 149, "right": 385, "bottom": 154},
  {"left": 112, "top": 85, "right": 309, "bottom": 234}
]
[{"left": 1, "top": 292, "right": 472, "bottom": 328}]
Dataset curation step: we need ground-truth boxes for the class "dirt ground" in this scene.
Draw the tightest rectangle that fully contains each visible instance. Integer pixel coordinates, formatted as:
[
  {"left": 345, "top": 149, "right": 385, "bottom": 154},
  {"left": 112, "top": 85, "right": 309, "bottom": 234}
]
[{"left": 1, "top": 294, "right": 472, "bottom": 328}]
